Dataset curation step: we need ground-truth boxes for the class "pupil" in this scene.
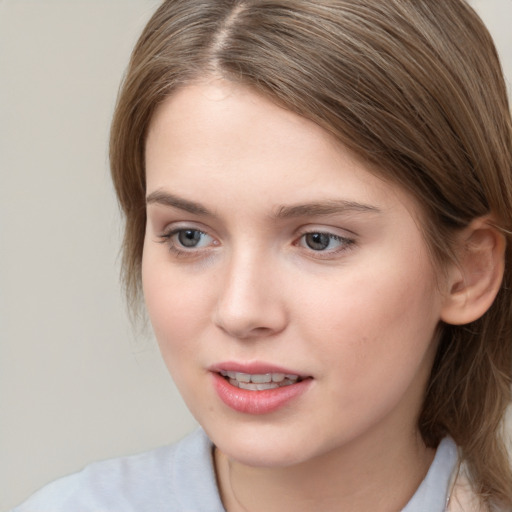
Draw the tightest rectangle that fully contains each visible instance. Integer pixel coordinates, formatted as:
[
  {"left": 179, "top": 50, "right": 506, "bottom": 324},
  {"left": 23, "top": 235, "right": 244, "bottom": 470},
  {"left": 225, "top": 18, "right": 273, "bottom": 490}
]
[
  {"left": 178, "top": 230, "right": 201, "bottom": 247},
  {"left": 306, "top": 233, "right": 329, "bottom": 250}
]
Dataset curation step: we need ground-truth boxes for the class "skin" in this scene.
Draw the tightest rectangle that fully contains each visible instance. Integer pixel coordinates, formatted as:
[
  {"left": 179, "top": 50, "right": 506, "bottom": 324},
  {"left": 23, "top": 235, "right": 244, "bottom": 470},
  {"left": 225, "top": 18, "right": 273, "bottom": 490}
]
[{"left": 142, "top": 78, "right": 453, "bottom": 511}]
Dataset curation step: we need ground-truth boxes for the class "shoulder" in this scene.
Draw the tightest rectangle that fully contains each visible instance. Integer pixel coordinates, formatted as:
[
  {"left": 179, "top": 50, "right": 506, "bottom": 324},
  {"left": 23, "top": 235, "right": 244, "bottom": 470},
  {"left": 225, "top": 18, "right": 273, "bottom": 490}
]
[
  {"left": 446, "top": 458, "right": 494, "bottom": 512},
  {"left": 403, "top": 437, "right": 459, "bottom": 511},
  {"left": 11, "top": 429, "right": 225, "bottom": 512},
  {"left": 401, "top": 437, "right": 494, "bottom": 512}
]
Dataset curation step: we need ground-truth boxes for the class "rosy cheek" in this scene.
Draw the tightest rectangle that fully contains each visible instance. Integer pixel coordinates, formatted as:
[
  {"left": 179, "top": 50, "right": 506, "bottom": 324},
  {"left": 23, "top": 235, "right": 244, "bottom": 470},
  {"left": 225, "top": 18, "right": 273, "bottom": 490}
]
[{"left": 144, "top": 271, "right": 205, "bottom": 350}]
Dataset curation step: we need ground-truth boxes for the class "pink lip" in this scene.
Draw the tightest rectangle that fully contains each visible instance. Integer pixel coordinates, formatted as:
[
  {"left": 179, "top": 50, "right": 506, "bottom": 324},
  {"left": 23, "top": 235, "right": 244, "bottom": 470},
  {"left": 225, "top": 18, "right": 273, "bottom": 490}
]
[
  {"left": 209, "top": 361, "right": 312, "bottom": 415},
  {"left": 209, "top": 361, "right": 308, "bottom": 377}
]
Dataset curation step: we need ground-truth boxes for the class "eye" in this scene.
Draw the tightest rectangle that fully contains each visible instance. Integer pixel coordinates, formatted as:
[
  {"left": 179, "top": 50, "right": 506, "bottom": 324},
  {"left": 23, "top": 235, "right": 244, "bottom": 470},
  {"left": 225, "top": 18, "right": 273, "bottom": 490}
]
[
  {"left": 158, "top": 227, "right": 217, "bottom": 255},
  {"left": 298, "top": 231, "right": 354, "bottom": 253},
  {"left": 174, "top": 229, "right": 210, "bottom": 248}
]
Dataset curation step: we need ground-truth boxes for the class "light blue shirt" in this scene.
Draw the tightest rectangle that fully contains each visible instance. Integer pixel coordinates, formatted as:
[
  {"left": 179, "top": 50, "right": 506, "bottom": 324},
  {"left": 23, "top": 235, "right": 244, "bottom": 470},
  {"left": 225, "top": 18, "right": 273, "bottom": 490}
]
[{"left": 11, "top": 429, "right": 458, "bottom": 512}]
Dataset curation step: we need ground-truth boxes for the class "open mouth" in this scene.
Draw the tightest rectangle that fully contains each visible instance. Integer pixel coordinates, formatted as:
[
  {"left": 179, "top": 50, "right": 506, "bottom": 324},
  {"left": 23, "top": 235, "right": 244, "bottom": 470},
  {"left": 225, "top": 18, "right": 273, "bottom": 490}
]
[
  {"left": 219, "top": 370, "right": 303, "bottom": 391},
  {"left": 213, "top": 368, "right": 313, "bottom": 414}
]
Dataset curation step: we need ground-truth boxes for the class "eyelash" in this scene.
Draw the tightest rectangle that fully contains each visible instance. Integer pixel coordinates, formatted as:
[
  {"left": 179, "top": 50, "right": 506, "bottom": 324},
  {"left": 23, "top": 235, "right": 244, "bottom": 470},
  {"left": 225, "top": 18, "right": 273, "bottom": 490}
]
[
  {"left": 157, "top": 227, "right": 355, "bottom": 259},
  {"left": 295, "top": 231, "right": 355, "bottom": 257},
  {"left": 158, "top": 228, "right": 216, "bottom": 258}
]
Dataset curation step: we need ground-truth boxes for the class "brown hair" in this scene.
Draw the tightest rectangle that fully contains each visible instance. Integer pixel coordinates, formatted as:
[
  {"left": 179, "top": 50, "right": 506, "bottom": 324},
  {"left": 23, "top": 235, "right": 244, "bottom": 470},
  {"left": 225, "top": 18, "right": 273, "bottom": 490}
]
[{"left": 110, "top": 0, "right": 512, "bottom": 508}]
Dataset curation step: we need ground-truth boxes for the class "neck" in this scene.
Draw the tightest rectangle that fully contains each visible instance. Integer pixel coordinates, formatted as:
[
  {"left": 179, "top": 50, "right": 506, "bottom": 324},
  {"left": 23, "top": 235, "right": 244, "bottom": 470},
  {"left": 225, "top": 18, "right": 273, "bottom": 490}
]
[{"left": 214, "top": 427, "right": 435, "bottom": 512}]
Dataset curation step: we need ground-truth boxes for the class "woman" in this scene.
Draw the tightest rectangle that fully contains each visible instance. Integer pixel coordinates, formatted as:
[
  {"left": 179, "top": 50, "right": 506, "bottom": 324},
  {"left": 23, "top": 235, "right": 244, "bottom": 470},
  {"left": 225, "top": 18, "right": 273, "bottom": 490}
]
[{"left": 13, "top": 0, "right": 512, "bottom": 510}]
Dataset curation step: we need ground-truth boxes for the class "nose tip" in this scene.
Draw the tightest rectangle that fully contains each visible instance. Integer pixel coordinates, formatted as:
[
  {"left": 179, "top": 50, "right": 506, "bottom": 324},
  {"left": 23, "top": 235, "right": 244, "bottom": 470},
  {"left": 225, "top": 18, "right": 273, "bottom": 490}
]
[{"left": 212, "top": 264, "right": 287, "bottom": 340}]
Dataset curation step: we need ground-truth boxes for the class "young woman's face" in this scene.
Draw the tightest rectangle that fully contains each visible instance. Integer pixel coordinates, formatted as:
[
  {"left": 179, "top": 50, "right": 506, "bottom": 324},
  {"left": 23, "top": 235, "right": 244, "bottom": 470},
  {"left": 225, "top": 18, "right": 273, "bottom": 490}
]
[{"left": 143, "top": 79, "right": 447, "bottom": 467}]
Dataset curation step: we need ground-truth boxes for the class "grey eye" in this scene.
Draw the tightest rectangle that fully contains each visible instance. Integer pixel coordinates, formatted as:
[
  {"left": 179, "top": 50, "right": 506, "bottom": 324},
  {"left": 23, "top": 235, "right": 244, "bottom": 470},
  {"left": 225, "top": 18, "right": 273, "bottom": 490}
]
[
  {"left": 304, "top": 233, "right": 332, "bottom": 251},
  {"left": 177, "top": 229, "right": 204, "bottom": 247}
]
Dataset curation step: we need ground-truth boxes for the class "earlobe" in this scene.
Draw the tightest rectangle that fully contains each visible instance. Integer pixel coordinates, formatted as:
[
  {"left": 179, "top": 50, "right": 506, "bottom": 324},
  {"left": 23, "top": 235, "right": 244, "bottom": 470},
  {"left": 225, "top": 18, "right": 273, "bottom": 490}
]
[{"left": 440, "top": 217, "right": 506, "bottom": 326}]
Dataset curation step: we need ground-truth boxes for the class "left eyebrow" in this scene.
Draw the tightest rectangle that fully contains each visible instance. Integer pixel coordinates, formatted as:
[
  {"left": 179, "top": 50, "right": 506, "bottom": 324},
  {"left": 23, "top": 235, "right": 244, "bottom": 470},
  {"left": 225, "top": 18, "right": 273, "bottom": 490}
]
[{"left": 273, "top": 200, "right": 381, "bottom": 219}]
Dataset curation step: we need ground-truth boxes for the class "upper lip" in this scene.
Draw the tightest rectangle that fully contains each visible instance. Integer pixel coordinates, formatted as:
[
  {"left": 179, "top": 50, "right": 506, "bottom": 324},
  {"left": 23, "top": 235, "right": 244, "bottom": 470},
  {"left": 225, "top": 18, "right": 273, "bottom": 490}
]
[{"left": 209, "top": 361, "right": 309, "bottom": 378}]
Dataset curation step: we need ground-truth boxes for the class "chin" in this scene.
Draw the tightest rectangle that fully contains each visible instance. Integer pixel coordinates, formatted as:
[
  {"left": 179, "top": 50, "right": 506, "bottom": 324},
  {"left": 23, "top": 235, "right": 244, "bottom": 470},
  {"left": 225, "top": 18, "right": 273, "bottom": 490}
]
[
  {"left": 204, "top": 422, "right": 327, "bottom": 468},
  {"left": 219, "top": 441, "right": 307, "bottom": 468}
]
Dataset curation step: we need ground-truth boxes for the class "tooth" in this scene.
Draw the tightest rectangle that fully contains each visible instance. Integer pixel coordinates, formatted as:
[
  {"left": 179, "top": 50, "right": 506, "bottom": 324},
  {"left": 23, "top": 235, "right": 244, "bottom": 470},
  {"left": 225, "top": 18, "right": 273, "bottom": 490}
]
[
  {"left": 256, "top": 382, "right": 279, "bottom": 390},
  {"left": 237, "top": 381, "right": 280, "bottom": 391},
  {"left": 282, "top": 379, "right": 297, "bottom": 386},
  {"left": 250, "top": 374, "right": 272, "bottom": 383},
  {"left": 235, "top": 372, "right": 251, "bottom": 383},
  {"left": 224, "top": 370, "right": 302, "bottom": 388}
]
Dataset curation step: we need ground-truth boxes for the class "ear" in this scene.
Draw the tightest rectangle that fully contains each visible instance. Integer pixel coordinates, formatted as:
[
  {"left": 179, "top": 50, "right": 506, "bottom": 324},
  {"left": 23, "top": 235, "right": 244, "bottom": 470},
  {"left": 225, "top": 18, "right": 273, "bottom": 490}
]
[{"left": 440, "top": 216, "right": 506, "bottom": 325}]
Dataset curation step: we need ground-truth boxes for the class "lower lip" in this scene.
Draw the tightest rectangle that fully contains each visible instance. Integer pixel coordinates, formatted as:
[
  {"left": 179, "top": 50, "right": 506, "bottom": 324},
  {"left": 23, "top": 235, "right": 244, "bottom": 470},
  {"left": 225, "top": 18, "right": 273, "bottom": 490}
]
[{"left": 212, "top": 373, "right": 311, "bottom": 415}]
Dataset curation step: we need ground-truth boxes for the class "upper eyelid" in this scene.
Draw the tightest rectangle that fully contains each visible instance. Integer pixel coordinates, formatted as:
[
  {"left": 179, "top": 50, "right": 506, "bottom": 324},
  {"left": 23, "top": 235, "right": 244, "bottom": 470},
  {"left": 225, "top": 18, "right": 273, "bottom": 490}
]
[
  {"left": 157, "top": 226, "right": 356, "bottom": 239},
  {"left": 296, "top": 231, "right": 355, "bottom": 247},
  {"left": 158, "top": 221, "right": 213, "bottom": 236},
  {"left": 294, "top": 224, "right": 358, "bottom": 239},
  {"left": 155, "top": 223, "right": 358, "bottom": 244},
  {"left": 159, "top": 227, "right": 211, "bottom": 242},
  {"left": 160, "top": 227, "right": 206, "bottom": 238}
]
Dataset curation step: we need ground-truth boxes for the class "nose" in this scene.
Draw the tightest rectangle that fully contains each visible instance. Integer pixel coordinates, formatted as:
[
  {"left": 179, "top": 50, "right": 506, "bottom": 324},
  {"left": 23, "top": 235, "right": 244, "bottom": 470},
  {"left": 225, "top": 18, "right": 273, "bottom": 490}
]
[{"left": 212, "top": 250, "right": 288, "bottom": 339}]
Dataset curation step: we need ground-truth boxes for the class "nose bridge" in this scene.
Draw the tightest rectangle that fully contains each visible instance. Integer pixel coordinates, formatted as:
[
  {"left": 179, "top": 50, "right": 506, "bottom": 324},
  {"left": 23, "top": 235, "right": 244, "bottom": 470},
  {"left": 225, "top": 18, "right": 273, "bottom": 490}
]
[{"left": 213, "top": 242, "right": 286, "bottom": 339}]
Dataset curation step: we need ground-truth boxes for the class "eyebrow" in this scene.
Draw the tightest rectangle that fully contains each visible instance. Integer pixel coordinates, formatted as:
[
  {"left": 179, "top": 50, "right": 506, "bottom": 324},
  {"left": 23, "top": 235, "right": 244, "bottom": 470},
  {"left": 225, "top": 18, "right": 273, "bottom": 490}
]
[
  {"left": 274, "top": 200, "right": 381, "bottom": 218},
  {"left": 146, "top": 190, "right": 213, "bottom": 216},
  {"left": 146, "top": 190, "right": 381, "bottom": 218}
]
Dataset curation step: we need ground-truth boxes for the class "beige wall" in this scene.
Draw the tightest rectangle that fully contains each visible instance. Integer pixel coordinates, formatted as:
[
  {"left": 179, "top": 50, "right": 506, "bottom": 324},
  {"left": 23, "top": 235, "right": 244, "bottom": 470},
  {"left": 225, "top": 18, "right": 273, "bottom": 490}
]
[
  {"left": 1, "top": 1, "right": 511, "bottom": 510},
  {"left": 0, "top": 3, "right": 197, "bottom": 510}
]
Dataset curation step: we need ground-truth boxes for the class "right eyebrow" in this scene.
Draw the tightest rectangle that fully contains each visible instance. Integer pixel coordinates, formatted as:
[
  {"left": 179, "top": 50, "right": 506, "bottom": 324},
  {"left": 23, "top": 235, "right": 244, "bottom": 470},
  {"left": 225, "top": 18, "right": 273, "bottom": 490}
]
[{"left": 146, "top": 190, "right": 213, "bottom": 216}]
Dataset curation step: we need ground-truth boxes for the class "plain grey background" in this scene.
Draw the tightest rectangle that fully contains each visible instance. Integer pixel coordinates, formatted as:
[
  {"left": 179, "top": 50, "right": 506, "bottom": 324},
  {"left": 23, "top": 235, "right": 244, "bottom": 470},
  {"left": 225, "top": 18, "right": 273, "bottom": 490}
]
[{"left": 1, "top": 1, "right": 511, "bottom": 510}]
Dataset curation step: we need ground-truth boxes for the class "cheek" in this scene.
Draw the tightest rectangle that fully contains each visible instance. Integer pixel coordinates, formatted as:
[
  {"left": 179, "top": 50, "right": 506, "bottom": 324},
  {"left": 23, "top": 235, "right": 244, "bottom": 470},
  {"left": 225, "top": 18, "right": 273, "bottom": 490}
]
[
  {"left": 141, "top": 252, "right": 211, "bottom": 363},
  {"left": 142, "top": 267, "right": 214, "bottom": 420},
  {"left": 300, "top": 253, "right": 441, "bottom": 394},
  {"left": 310, "top": 288, "right": 438, "bottom": 437}
]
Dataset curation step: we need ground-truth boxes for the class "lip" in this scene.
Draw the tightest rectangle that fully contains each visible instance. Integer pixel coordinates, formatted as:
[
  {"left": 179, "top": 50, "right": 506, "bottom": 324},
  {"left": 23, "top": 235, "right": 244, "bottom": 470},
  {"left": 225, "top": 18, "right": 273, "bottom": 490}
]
[
  {"left": 209, "top": 361, "right": 308, "bottom": 377},
  {"left": 209, "top": 361, "right": 312, "bottom": 415}
]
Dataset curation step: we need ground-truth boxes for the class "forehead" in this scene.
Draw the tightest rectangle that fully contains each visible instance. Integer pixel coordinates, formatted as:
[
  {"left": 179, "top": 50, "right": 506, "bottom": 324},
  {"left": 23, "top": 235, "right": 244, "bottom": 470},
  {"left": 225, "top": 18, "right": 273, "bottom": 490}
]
[
  {"left": 145, "top": 79, "right": 423, "bottom": 224},
  {"left": 147, "top": 78, "right": 346, "bottom": 170}
]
